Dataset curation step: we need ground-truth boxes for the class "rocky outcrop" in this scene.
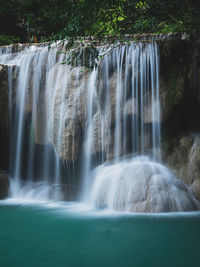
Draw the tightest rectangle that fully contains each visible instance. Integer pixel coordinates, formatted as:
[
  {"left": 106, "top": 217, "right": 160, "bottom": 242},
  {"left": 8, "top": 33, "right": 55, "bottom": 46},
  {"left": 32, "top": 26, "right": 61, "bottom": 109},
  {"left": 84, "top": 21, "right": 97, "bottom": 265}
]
[
  {"left": 0, "top": 65, "right": 8, "bottom": 122},
  {"left": 0, "top": 171, "right": 9, "bottom": 199},
  {"left": 52, "top": 66, "right": 89, "bottom": 161},
  {"left": 164, "top": 135, "right": 200, "bottom": 200},
  {"left": 189, "top": 138, "right": 200, "bottom": 199},
  {"left": 0, "top": 64, "right": 9, "bottom": 170},
  {"left": 159, "top": 39, "right": 200, "bottom": 126},
  {"left": 159, "top": 40, "right": 200, "bottom": 200},
  {"left": 52, "top": 65, "right": 104, "bottom": 161}
]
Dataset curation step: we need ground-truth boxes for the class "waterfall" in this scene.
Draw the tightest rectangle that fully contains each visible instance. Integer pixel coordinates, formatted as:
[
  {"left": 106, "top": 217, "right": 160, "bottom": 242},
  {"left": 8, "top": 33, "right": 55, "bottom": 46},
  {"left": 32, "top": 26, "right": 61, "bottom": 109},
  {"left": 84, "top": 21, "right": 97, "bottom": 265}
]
[
  {"left": 101, "top": 43, "right": 161, "bottom": 160},
  {"left": 81, "top": 68, "right": 98, "bottom": 199},
  {"left": 80, "top": 42, "right": 162, "bottom": 202},
  {"left": 79, "top": 42, "right": 199, "bottom": 211},
  {"left": 0, "top": 41, "right": 199, "bottom": 212},
  {"left": 0, "top": 44, "right": 72, "bottom": 200}
]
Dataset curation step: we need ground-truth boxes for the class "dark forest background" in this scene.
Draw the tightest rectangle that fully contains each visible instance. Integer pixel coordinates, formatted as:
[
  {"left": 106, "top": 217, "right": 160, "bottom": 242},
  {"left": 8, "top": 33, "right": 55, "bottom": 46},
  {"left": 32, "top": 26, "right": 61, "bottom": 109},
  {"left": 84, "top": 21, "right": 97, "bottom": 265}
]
[{"left": 0, "top": 0, "right": 200, "bottom": 45}]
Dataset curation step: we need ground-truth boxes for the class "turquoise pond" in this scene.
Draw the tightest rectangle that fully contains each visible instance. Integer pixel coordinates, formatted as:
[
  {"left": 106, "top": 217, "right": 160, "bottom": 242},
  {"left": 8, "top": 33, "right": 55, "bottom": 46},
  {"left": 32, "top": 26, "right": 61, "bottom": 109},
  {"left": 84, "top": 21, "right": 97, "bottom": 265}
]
[{"left": 0, "top": 201, "right": 200, "bottom": 267}]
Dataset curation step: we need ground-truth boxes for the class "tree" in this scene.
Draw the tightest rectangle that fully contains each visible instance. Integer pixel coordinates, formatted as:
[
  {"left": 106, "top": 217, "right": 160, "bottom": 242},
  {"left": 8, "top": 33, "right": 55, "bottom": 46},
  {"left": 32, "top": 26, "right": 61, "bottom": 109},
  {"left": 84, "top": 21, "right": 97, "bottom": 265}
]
[{"left": 0, "top": 0, "right": 200, "bottom": 45}]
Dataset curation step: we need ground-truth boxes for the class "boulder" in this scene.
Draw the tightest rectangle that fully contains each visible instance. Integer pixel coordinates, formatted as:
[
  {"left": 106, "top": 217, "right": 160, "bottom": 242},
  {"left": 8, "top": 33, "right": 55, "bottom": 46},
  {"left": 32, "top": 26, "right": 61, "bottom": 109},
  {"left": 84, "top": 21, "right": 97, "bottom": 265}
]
[{"left": 90, "top": 156, "right": 200, "bottom": 212}]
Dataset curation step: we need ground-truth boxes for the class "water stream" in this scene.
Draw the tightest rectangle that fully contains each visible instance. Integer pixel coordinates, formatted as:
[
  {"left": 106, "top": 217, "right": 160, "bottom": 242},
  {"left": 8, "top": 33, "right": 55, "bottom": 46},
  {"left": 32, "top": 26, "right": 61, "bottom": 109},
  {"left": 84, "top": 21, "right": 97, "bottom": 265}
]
[{"left": 0, "top": 41, "right": 199, "bottom": 212}]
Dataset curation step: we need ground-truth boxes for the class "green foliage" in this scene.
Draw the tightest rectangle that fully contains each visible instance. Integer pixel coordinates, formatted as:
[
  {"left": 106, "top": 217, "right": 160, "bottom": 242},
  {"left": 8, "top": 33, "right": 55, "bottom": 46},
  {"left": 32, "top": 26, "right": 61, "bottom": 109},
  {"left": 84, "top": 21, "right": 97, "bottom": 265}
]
[
  {"left": 0, "top": 0, "right": 200, "bottom": 43},
  {"left": 59, "top": 39, "right": 100, "bottom": 70},
  {"left": 0, "top": 35, "right": 20, "bottom": 46}
]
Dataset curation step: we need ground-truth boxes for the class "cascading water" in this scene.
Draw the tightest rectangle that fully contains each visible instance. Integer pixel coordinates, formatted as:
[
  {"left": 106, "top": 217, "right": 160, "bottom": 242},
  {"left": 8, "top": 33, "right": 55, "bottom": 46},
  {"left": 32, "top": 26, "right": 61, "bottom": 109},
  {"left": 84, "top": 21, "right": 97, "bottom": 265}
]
[
  {"left": 80, "top": 43, "right": 161, "bottom": 199},
  {"left": 0, "top": 41, "right": 199, "bottom": 211},
  {"left": 0, "top": 43, "right": 75, "bottom": 200},
  {"left": 90, "top": 156, "right": 199, "bottom": 212},
  {"left": 81, "top": 42, "right": 199, "bottom": 212},
  {"left": 100, "top": 42, "right": 161, "bottom": 160}
]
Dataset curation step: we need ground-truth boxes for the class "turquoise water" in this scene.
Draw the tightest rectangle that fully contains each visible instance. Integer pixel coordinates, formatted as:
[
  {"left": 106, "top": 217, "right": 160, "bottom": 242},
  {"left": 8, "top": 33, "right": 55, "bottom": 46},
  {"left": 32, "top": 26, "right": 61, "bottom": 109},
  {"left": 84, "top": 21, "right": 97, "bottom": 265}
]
[{"left": 0, "top": 202, "right": 200, "bottom": 267}]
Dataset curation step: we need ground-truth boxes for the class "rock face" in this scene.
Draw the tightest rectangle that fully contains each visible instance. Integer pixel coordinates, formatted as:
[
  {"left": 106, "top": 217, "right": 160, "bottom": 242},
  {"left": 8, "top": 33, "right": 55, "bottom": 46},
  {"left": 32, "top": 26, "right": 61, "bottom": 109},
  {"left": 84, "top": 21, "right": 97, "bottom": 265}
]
[
  {"left": 159, "top": 40, "right": 200, "bottom": 200},
  {"left": 164, "top": 135, "right": 200, "bottom": 200},
  {"left": 52, "top": 66, "right": 89, "bottom": 161},
  {"left": 189, "top": 138, "right": 200, "bottom": 199},
  {"left": 0, "top": 64, "right": 9, "bottom": 171},
  {"left": 159, "top": 40, "right": 200, "bottom": 126},
  {"left": 0, "top": 172, "right": 9, "bottom": 199}
]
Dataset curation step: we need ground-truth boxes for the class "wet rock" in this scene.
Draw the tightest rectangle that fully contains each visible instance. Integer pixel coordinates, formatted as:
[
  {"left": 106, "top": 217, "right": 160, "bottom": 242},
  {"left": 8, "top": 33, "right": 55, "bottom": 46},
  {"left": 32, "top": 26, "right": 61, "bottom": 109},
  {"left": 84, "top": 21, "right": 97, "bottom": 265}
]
[
  {"left": 164, "top": 135, "right": 200, "bottom": 201},
  {"left": 52, "top": 66, "right": 89, "bottom": 161},
  {"left": 0, "top": 64, "right": 9, "bottom": 170},
  {"left": 62, "top": 184, "right": 81, "bottom": 201},
  {"left": 0, "top": 64, "right": 8, "bottom": 126},
  {"left": 189, "top": 137, "right": 200, "bottom": 199},
  {"left": 91, "top": 157, "right": 200, "bottom": 213},
  {"left": 191, "top": 180, "right": 200, "bottom": 200},
  {"left": 0, "top": 172, "right": 9, "bottom": 199}
]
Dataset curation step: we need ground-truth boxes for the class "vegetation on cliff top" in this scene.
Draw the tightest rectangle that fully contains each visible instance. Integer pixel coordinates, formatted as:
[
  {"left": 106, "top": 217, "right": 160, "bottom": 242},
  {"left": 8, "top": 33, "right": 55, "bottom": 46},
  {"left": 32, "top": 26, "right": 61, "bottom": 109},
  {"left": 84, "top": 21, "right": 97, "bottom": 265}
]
[{"left": 0, "top": 0, "right": 200, "bottom": 45}]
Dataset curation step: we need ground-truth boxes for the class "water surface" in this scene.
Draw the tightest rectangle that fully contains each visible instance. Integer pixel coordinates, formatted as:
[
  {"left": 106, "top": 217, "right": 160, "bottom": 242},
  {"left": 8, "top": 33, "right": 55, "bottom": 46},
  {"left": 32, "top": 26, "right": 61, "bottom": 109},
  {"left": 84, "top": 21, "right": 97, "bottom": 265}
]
[{"left": 0, "top": 201, "right": 200, "bottom": 267}]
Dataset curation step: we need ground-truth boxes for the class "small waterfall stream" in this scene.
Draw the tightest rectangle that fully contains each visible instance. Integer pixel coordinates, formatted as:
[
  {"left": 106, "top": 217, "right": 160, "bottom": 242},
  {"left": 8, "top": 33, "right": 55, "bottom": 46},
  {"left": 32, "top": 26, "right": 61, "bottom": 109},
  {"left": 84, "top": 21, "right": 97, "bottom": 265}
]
[{"left": 0, "top": 41, "right": 199, "bottom": 211}]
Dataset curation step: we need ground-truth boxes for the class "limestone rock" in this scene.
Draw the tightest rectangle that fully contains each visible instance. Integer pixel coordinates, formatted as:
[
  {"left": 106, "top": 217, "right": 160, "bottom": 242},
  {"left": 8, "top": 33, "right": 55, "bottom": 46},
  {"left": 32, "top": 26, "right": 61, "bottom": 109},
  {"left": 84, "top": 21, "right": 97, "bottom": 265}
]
[
  {"left": 164, "top": 135, "right": 200, "bottom": 201},
  {"left": 52, "top": 67, "right": 89, "bottom": 161}
]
